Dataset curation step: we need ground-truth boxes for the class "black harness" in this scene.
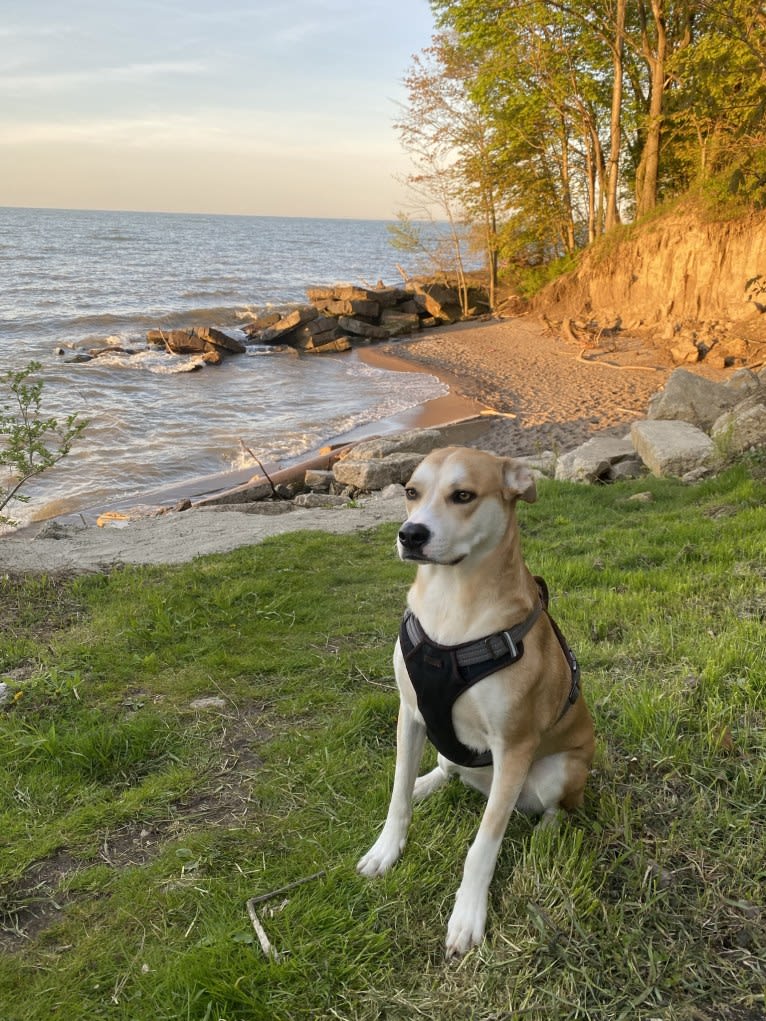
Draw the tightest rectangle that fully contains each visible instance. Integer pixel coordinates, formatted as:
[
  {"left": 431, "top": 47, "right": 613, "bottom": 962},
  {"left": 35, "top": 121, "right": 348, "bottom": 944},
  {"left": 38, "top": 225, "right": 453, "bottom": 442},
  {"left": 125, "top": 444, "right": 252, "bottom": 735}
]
[{"left": 399, "top": 577, "right": 581, "bottom": 768}]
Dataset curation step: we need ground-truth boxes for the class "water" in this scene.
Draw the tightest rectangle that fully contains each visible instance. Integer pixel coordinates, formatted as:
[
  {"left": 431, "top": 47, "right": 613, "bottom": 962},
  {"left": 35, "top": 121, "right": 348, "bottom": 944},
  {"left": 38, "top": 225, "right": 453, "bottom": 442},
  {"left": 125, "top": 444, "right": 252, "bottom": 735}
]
[{"left": 0, "top": 207, "right": 447, "bottom": 529}]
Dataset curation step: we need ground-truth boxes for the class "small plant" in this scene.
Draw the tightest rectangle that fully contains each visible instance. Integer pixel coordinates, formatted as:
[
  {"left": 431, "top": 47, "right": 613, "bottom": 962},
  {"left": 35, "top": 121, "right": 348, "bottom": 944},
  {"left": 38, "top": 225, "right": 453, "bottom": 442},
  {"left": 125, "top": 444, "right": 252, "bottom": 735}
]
[{"left": 0, "top": 361, "right": 88, "bottom": 526}]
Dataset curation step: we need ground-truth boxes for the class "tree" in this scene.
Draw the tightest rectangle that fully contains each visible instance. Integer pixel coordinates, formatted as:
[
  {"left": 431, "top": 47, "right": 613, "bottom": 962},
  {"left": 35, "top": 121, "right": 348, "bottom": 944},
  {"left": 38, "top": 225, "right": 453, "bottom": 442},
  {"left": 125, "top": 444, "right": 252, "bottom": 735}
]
[
  {"left": 396, "top": 35, "right": 505, "bottom": 308},
  {"left": 0, "top": 362, "right": 88, "bottom": 527}
]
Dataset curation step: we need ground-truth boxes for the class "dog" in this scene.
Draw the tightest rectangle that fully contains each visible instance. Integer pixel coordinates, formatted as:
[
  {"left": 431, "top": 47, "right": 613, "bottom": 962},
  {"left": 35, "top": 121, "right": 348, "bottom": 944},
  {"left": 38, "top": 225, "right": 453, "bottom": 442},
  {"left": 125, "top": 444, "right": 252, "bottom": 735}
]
[{"left": 357, "top": 446, "right": 595, "bottom": 957}]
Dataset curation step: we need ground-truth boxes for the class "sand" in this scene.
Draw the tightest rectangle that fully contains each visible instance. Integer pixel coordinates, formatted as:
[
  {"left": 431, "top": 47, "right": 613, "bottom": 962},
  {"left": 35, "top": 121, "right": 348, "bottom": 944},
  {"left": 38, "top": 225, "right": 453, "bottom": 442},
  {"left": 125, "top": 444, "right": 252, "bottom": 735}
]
[{"left": 0, "top": 315, "right": 672, "bottom": 574}]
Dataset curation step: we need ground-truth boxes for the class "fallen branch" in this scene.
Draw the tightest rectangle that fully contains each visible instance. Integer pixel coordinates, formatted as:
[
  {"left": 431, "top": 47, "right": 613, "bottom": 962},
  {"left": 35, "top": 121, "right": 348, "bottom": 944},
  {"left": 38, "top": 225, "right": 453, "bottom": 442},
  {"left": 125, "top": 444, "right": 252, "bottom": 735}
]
[
  {"left": 244, "top": 869, "right": 327, "bottom": 962},
  {"left": 248, "top": 869, "right": 327, "bottom": 907},
  {"left": 238, "top": 441, "right": 283, "bottom": 499},
  {"left": 246, "top": 900, "right": 280, "bottom": 962}
]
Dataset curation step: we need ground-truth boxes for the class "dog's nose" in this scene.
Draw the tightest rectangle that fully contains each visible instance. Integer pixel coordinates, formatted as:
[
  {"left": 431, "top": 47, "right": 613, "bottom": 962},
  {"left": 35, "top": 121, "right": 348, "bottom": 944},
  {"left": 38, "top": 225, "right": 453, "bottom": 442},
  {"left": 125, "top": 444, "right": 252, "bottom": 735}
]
[{"left": 398, "top": 521, "right": 430, "bottom": 550}]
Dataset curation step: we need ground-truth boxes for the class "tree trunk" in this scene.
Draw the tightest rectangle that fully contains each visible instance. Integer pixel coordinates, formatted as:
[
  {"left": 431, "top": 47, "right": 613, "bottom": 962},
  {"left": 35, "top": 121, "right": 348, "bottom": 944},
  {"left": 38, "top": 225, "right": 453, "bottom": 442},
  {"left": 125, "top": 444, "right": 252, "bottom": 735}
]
[
  {"left": 558, "top": 119, "right": 577, "bottom": 253},
  {"left": 637, "top": 0, "right": 668, "bottom": 216},
  {"left": 605, "top": 0, "right": 626, "bottom": 230}
]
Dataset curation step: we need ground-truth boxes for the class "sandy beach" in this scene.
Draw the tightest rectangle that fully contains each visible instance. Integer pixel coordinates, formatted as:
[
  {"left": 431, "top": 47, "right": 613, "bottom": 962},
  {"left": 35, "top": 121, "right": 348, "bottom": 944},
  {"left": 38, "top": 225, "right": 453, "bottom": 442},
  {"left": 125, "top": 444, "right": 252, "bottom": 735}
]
[{"left": 0, "top": 314, "right": 673, "bottom": 574}]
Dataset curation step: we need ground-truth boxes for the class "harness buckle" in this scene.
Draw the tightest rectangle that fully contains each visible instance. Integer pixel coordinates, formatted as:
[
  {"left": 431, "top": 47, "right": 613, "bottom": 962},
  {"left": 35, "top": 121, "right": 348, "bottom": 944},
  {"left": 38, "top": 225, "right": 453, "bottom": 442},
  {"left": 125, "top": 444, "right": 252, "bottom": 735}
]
[{"left": 488, "top": 628, "right": 518, "bottom": 661}]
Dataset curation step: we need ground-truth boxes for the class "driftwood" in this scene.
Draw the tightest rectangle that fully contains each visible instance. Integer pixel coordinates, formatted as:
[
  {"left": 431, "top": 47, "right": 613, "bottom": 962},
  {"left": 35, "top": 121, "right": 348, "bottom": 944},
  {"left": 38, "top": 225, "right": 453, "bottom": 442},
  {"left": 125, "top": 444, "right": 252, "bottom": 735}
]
[
  {"left": 245, "top": 869, "right": 327, "bottom": 961},
  {"left": 238, "top": 440, "right": 284, "bottom": 499}
]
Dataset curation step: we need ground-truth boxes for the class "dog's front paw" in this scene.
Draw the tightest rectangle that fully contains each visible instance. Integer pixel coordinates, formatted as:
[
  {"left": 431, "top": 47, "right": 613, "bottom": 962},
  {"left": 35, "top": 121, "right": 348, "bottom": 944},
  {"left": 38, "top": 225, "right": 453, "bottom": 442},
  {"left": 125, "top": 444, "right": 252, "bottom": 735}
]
[
  {"left": 356, "top": 829, "right": 406, "bottom": 877},
  {"left": 445, "top": 888, "right": 487, "bottom": 957}
]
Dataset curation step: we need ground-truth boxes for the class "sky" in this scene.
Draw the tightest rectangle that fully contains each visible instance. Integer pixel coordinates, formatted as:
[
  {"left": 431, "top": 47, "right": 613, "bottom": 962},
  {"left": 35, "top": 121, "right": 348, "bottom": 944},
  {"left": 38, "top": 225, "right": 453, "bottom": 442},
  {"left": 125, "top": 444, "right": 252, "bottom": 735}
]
[{"left": 0, "top": 0, "right": 436, "bottom": 219}]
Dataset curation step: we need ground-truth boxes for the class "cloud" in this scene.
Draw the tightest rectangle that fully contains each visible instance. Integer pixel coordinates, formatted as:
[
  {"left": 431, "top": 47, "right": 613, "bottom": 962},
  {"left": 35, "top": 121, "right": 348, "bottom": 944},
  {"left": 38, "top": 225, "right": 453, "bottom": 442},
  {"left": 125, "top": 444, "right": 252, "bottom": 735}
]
[
  {"left": 0, "top": 107, "right": 399, "bottom": 156},
  {"left": 0, "top": 60, "right": 207, "bottom": 94}
]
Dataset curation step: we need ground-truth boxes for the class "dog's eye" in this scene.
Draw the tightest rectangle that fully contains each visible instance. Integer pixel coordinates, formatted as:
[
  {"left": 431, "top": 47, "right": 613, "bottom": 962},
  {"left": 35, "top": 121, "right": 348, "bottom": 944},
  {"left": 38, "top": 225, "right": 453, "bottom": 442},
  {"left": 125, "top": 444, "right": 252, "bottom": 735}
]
[
  {"left": 452, "top": 490, "right": 476, "bottom": 504},
  {"left": 404, "top": 487, "right": 418, "bottom": 501}
]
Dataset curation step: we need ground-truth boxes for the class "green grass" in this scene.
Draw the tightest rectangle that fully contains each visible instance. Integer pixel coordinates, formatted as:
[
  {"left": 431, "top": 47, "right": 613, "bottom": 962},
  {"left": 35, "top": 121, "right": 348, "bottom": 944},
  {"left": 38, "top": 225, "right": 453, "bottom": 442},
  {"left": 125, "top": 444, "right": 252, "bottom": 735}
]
[{"left": 1, "top": 462, "right": 764, "bottom": 1020}]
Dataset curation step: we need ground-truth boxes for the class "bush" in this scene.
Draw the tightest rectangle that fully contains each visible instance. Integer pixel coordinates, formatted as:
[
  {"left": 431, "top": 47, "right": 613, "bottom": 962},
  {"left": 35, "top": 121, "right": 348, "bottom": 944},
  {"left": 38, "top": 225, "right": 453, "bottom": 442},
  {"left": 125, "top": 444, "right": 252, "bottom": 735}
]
[{"left": 0, "top": 361, "right": 88, "bottom": 526}]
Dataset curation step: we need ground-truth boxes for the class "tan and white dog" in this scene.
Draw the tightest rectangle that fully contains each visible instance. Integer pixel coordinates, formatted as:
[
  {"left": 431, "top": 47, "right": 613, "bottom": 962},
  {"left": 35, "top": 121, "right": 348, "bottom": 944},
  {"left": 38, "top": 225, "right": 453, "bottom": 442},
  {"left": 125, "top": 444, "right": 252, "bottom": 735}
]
[{"left": 357, "top": 446, "right": 595, "bottom": 957}]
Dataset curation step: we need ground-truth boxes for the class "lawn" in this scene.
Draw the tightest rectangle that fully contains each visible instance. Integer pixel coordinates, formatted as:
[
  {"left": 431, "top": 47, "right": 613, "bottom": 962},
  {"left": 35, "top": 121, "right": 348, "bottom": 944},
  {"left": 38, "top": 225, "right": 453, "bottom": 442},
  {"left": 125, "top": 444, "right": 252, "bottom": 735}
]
[{"left": 1, "top": 462, "right": 764, "bottom": 1020}]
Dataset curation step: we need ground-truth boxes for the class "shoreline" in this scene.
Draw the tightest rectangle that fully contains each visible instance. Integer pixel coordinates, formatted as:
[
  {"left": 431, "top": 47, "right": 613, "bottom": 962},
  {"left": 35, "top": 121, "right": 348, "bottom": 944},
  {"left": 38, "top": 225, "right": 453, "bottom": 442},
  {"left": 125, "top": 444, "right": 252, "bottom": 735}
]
[
  {"left": 42, "top": 339, "right": 495, "bottom": 528},
  {"left": 0, "top": 314, "right": 682, "bottom": 571}
]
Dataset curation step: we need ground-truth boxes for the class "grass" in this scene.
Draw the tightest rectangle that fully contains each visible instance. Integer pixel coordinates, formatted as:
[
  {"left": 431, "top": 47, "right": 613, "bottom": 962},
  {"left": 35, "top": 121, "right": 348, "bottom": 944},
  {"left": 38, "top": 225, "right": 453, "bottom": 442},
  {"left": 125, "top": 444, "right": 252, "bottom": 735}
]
[{"left": 1, "top": 461, "right": 765, "bottom": 1021}]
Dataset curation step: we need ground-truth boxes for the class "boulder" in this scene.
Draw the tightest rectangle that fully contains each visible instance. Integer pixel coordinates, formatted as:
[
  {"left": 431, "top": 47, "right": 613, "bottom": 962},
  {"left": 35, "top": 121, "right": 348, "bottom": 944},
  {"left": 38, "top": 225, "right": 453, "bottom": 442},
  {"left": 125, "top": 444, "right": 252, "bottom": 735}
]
[
  {"left": 631, "top": 420, "right": 716, "bottom": 477},
  {"left": 555, "top": 435, "right": 639, "bottom": 483},
  {"left": 303, "top": 469, "right": 334, "bottom": 492},
  {"left": 304, "top": 337, "right": 352, "bottom": 354},
  {"left": 380, "top": 310, "right": 421, "bottom": 336},
  {"left": 259, "top": 306, "right": 319, "bottom": 343},
  {"left": 333, "top": 452, "right": 426, "bottom": 491},
  {"left": 147, "top": 327, "right": 245, "bottom": 355},
  {"left": 339, "top": 429, "right": 444, "bottom": 461},
  {"left": 647, "top": 368, "right": 738, "bottom": 431},
  {"left": 336, "top": 316, "right": 389, "bottom": 340},
  {"left": 242, "top": 312, "right": 282, "bottom": 335},
  {"left": 409, "top": 286, "right": 461, "bottom": 323},
  {"left": 670, "top": 337, "right": 700, "bottom": 365},
  {"left": 711, "top": 399, "right": 766, "bottom": 455},
  {"left": 725, "top": 368, "right": 762, "bottom": 394},
  {"left": 323, "top": 299, "right": 380, "bottom": 319}
]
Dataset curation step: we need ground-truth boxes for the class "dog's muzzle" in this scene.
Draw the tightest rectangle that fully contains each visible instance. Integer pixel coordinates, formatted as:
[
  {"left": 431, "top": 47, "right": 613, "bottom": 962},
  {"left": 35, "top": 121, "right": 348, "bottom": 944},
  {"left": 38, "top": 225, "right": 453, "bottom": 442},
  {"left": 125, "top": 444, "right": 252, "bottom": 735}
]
[{"left": 398, "top": 521, "right": 431, "bottom": 560}]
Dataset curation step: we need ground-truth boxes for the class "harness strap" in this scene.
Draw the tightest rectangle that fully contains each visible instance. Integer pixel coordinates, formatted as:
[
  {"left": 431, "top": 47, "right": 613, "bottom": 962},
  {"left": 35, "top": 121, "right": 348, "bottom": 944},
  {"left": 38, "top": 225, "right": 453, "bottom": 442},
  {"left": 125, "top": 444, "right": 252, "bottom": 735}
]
[
  {"left": 402, "top": 599, "right": 542, "bottom": 671},
  {"left": 400, "top": 576, "right": 581, "bottom": 768}
]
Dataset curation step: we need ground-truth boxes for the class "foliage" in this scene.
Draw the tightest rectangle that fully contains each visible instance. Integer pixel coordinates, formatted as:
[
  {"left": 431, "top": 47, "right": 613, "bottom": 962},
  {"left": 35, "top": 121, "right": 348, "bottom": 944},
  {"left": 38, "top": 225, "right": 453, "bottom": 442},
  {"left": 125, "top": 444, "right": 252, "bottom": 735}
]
[
  {"left": 392, "top": 1, "right": 766, "bottom": 281},
  {"left": 0, "top": 361, "right": 88, "bottom": 526},
  {"left": 1, "top": 464, "right": 765, "bottom": 1019}
]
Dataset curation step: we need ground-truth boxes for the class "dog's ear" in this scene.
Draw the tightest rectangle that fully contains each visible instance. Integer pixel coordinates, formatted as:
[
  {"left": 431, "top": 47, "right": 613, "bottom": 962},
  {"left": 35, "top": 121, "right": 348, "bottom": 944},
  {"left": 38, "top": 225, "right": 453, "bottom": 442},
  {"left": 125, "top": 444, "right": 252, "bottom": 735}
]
[{"left": 502, "top": 458, "right": 538, "bottom": 504}]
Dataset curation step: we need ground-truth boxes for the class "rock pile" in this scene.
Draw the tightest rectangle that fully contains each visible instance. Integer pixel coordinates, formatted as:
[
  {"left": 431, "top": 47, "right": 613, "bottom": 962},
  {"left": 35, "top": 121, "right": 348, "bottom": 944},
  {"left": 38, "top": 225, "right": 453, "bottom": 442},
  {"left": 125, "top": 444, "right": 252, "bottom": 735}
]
[
  {"left": 552, "top": 366, "right": 766, "bottom": 483},
  {"left": 241, "top": 281, "right": 468, "bottom": 352},
  {"left": 133, "top": 281, "right": 472, "bottom": 364}
]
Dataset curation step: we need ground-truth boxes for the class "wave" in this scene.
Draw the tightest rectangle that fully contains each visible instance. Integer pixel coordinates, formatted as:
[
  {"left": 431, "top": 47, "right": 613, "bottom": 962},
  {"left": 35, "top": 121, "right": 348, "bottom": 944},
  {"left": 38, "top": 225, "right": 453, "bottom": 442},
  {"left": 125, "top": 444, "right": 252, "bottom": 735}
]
[{"left": 81, "top": 349, "right": 208, "bottom": 374}]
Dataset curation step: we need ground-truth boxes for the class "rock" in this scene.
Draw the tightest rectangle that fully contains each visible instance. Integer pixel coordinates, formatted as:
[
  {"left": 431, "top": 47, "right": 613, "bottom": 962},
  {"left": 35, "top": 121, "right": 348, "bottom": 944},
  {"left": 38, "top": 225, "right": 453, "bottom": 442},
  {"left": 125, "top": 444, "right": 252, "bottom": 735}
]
[
  {"left": 199, "top": 480, "right": 273, "bottom": 506},
  {"left": 323, "top": 299, "right": 380, "bottom": 319},
  {"left": 146, "top": 327, "right": 245, "bottom": 355},
  {"left": 193, "top": 327, "right": 246, "bottom": 354},
  {"left": 333, "top": 452, "right": 426, "bottom": 491},
  {"left": 555, "top": 435, "right": 638, "bottom": 483},
  {"left": 242, "top": 311, "right": 283, "bottom": 335},
  {"left": 515, "top": 451, "right": 557, "bottom": 477},
  {"left": 380, "top": 310, "right": 421, "bottom": 336},
  {"left": 627, "top": 491, "right": 654, "bottom": 503},
  {"left": 408, "top": 283, "right": 463, "bottom": 323},
  {"left": 340, "top": 429, "right": 444, "bottom": 461},
  {"left": 647, "top": 368, "right": 738, "bottom": 431},
  {"left": 725, "top": 368, "right": 762, "bottom": 393},
  {"left": 304, "top": 469, "right": 334, "bottom": 491},
  {"left": 0, "top": 682, "right": 11, "bottom": 706},
  {"left": 670, "top": 337, "right": 700, "bottom": 364},
  {"left": 293, "top": 492, "right": 348, "bottom": 509},
  {"left": 609, "top": 457, "right": 646, "bottom": 481},
  {"left": 378, "top": 483, "right": 406, "bottom": 501},
  {"left": 259, "top": 306, "right": 319, "bottom": 343},
  {"left": 34, "top": 520, "right": 74, "bottom": 539},
  {"left": 711, "top": 400, "right": 766, "bottom": 455},
  {"left": 631, "top": 419, "right": 716, "bottom": 477},
  {"left": 336, "top": 316, "right": 389, "bottom": 340},
  {"left": 189, "top": 696, "right": 227, "bottom": 711},
  {"left": 303, "top": 337, "right": 352, "bottom": 354}
]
